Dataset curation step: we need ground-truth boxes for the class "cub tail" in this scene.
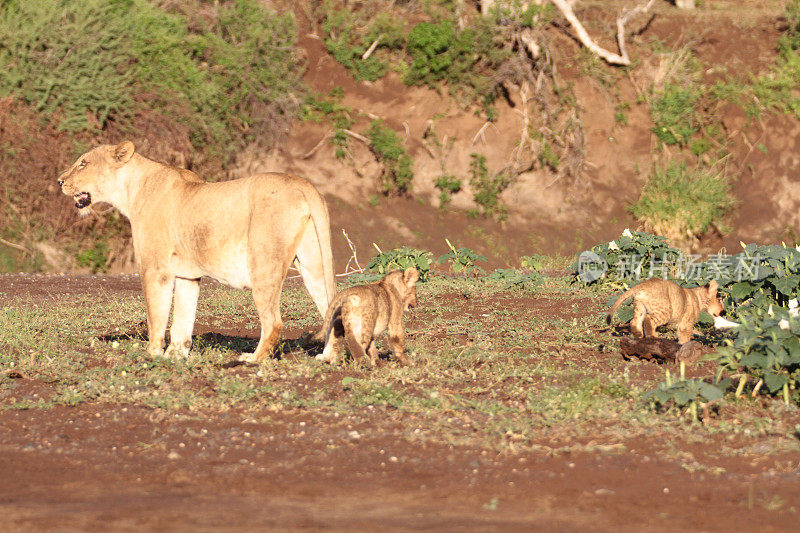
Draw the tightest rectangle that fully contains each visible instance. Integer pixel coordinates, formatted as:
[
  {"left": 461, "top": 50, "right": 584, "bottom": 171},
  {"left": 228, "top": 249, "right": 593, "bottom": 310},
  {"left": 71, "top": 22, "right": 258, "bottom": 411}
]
[{"left": 607, "top": 286, "right": 641, "bottom": 325}]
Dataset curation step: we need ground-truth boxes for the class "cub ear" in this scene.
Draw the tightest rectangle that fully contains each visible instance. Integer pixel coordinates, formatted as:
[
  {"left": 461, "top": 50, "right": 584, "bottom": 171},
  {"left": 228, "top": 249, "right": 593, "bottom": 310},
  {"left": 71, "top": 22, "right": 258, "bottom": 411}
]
[
  {"left": 707, "top": 279, "right": 718, "bottom": 296},
  {"left": 113, "top": 141, "right": 135, "bottom": 164},
  {"left": 403, "top": 267, "right": 419, "bottom": 285}
]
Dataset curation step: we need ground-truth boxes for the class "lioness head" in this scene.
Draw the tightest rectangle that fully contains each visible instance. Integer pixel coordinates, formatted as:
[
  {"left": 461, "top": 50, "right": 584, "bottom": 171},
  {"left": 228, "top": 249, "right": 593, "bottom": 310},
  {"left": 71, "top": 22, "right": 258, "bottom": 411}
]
[{"left": 58, "top": 141, "right": 135, "bottom": 210}]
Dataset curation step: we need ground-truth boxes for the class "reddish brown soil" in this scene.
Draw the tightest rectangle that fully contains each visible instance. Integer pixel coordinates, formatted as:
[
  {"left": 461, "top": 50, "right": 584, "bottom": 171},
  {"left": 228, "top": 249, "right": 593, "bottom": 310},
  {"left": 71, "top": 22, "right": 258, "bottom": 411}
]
[{"left": 2, "top": 275, "right": 799, "bottom": 531}]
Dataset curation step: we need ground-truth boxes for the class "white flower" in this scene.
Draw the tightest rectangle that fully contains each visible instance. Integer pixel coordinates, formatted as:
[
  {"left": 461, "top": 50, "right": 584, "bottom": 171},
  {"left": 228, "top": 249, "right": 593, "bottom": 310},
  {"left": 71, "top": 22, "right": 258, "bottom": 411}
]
[
  {"left": 789, "top": 299, "right": 799, "bottom": 318},
  {"left": 608, "top": 241, "right": 620, "bottom": 251},
  {"left": 622, "top": 228, "right": 633, "bottom": 238},
  {"left": 768, "top": 304, "right": 774, "bottom": 317},
  {"left": 779, "top": 319, "right": 790, "bottom": 330}
]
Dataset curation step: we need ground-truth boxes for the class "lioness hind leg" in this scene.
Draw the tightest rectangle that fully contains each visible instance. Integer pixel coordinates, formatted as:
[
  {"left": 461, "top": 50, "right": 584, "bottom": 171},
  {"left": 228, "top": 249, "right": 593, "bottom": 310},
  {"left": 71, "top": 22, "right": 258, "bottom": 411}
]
[
  {"left": 142, "top": 270, "right": 175, "bottom": 357},
  {"left": 240, "top": 283, "right": 283, "bottom": 364},
  {"left": 166, "top": 277, "right": 200, "bottom": 358},
  {"left": 295, "top": 222, "right": 335, "bottom": 340}
]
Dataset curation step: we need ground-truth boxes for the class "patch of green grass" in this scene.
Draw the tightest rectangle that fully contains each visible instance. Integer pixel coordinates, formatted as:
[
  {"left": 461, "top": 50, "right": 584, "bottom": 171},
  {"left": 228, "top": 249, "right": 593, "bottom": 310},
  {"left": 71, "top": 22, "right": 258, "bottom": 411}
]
[
  {"left": 628, "top": 162, "right": 735, "bottom": 245},
  {"left": 650, "top": 83, "right": 700, "bottom": 147}
]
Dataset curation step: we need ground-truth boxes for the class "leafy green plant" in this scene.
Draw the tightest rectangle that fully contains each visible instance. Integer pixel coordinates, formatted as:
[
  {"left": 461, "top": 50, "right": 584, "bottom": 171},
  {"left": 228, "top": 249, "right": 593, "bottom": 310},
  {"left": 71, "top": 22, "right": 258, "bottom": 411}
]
[
  {"left": 438, "top": 240, "right": 487, "bottom": 275},
  {"left": 572, "top": 230, "right": 683, "bottom": 288},
  {"left": 486, "top": 268, "right": 542, "bottom": 290},
  {"left": 468, "top": 153, "right": 511, "bottom": 221},
  {"left": 712, "top": 302, "right": 800, "bottom": 405},
  {"left": 629, "top": 162, "right": 735, "bottom": 246},
  {"left": 366, "top": 120, "right": 414, "bottom": 195},
  {"left": 644, "top": 366, "right": 724, "bottom": 421},
  {"left": 366, "top": 246, "right": 433, "bottom": 280},
  {"left": 519, "top": 255, "right": 545, "bottom": 271}
]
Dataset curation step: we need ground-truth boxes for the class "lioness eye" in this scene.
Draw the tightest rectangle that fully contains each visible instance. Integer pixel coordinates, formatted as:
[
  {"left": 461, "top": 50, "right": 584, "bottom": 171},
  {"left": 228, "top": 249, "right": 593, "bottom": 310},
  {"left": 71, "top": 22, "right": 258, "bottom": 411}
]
[{"left": 79, "top": 160, "right": 87, "bottom": 168}]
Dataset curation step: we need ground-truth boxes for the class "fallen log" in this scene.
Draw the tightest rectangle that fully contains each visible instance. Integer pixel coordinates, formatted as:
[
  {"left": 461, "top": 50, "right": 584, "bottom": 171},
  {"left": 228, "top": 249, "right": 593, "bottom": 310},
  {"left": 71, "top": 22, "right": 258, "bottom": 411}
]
[{"left": 619, "top": 337, "right": 703, "bottom": 365}]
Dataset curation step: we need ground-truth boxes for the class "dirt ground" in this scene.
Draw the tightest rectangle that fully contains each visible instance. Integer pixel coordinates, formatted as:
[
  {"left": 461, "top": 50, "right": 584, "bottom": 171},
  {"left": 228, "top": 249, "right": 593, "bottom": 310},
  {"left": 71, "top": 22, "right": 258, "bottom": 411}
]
[{"left": 1, "top": 274, "right": 799, "bottom": 532}]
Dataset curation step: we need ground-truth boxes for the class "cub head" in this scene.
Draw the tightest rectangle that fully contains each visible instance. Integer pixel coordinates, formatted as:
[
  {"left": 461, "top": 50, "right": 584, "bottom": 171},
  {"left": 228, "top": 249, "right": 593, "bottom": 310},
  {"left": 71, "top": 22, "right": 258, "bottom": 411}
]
[
  {"left": 58, "top": 141, "right": 136, "bottom": 210},
  {"left": 383, "top": 268, "right": 419, "bottom": 311},
  {"left": 704, "top": 279, "right": 725, "bottom": 317}
]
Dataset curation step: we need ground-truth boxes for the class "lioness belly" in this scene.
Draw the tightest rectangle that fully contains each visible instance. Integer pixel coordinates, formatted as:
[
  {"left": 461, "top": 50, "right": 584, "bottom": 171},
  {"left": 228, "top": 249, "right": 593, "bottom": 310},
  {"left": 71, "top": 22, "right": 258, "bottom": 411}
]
[{"left": 170, "top": 242, "right": 252, "bottom": 289}]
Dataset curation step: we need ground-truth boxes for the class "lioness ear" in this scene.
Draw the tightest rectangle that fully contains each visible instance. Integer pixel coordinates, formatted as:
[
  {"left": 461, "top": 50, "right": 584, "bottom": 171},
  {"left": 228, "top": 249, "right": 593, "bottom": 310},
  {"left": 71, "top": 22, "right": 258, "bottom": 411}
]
[
  {"left": 113, "top": 141, "right": 135, "bottom": 164},
  {"left": 403, "top": 267, "right": 419, "bottom": 285}
]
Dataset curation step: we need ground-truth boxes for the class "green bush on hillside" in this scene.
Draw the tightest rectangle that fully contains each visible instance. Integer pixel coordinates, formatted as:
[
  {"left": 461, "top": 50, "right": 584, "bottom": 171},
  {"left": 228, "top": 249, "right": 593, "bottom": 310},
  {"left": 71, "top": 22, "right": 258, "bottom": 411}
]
[
  {"left": 366, "top": 120, "right": 414, "bottom": 195},
  {"left": 0, "top": 0, "right": 300, "bottom": 158},
  {"left": 629, "top": 162, "right": 734, "bottom": 245}
]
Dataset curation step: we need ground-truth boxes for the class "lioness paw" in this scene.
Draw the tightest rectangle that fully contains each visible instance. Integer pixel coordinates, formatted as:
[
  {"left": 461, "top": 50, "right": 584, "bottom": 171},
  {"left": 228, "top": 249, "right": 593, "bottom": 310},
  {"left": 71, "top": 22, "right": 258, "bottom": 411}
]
[
  {"left": 164, "top": 344, "right": 190, "bottom": 359},
  {"left": 238, "top": 352, "right": 261, "bottom": 364}
]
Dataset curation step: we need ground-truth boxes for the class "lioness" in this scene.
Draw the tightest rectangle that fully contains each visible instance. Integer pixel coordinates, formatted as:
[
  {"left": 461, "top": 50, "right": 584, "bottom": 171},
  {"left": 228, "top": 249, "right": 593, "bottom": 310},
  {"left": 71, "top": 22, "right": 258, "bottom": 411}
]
[
  {"left": 316, "top": 268, "right": 418, "bottom": 366},
  {"left": 607, "top": 278, "right": 724, "bottom": 343},
  {"left": 59, "top": 141, "right": 336, "bottom": 363}
]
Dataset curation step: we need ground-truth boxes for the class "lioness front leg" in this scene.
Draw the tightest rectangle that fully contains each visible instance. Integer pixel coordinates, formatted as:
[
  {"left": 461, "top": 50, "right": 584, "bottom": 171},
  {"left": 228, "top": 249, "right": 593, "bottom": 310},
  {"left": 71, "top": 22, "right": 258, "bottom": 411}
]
[
  {"left": 142, "top": 270, "right": 175, "bottom": 357},
  {"left": 165, "top": 277, "right": 200, "bottom": 359}
]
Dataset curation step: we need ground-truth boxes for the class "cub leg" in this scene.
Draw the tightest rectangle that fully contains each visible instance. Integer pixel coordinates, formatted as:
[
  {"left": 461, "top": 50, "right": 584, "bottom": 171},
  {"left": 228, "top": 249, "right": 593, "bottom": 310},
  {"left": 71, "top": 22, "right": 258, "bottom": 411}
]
[
  {"left": 166, "top": 277, "right": 200, "bottom": 358},
  {"left": 344, "top": 328, "right": 370, "bottom": 364},
  {"left": 141, "top": 270, "right": 175, "bottom": 357},
  {"left": 366, "top": 340, "right": 379, "bottom": 367},
  {"left": 643, "top": 316, "right": 658, "bottom": 338},
  {"left": 677, "top": 326, "right": 693, "bottom": 344},
  {"left": 317, "top": 315, "right": 345, "bottom": 364},
  {"left": 387, "top": 318, "right": 409, "bottom": 366},
  {"left": 630, "top": 303, "right": 646, "bottom": 339}
]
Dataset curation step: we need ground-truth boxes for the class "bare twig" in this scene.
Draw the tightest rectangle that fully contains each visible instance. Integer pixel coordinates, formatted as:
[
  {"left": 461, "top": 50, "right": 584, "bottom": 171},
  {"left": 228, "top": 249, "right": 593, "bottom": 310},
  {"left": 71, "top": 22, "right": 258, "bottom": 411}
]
[
  {"left": 301, "top": 131, "right": 333, "bottom": 159},
  {"left": 340, "top": 228, "right": 364, "bottom": 275},
  {"left": 552, "top": 0, "right": 655, "bottom": 66},
  {"left": 343, "top": 129, "right": 371, "bottom": 145},
  {"left": 472, "top": 121, "right": 499, "bottom": 145},
  {"left": 0, "top": 237, "right": 31, "bottom": 255},
  {"left": 361, "top": 37, "right": 381, "bottom": 60}
]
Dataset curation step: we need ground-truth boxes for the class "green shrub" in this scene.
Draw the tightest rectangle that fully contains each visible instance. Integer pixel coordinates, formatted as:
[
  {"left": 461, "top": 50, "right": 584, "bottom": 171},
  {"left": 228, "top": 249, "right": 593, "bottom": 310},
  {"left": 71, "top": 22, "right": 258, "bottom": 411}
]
[
  {"left": 468, "top": 153, "right": 511, "bottom": 221},
  {"left": 404, "top": 17, "right": 507, "bottom": 106},
  {"left": 629, "top": 162, "right": 735, "bottom": 245},
  {"left": 75, "top": 241, "right": 109, "bottom": 273},
  {"left": 318, "top": 3, "right": 406, "bottom": 82},
  {"left": 650, "top": 84, "right": 700, "bottom": 147},
  {"left": 366, "top": 120, "right": 414, "bottom": 195},
  {"left": 366, "top": 246, "right": 433, "bottom": 281},
  {"left": 300, "top": 88, "right": 354, "bottom": 159},
  {"left": 0, "top": 0, "right": 300, "bottom": 158},
  {"left": 434, "top": 174, "right": 462, "bottom": 205}
]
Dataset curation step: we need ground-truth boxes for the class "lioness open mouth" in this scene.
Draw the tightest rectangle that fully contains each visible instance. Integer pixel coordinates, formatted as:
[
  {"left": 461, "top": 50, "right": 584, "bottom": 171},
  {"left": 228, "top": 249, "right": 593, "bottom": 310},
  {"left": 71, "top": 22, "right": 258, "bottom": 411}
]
[{"left": 74, "top": 192, "right": 92, "bottom": 208}]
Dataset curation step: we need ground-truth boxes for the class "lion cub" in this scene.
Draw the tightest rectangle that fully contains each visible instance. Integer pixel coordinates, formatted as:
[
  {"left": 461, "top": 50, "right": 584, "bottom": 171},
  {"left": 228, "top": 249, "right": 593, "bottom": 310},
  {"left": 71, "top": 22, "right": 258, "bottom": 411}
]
[
  {"left": 315, "top": 268, "right": 418, "bottom": 366},
  {"left": 607, "top": 278, "right": 724, "bottom": 344}
]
